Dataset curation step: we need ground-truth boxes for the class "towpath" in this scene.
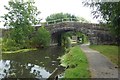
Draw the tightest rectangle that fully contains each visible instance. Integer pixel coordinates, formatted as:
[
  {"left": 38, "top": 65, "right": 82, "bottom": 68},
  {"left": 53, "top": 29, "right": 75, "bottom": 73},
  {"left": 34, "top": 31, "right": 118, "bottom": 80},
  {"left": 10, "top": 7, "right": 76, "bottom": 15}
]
[{"left": 80, "top": 44, "right": 118, "bottom": 78}]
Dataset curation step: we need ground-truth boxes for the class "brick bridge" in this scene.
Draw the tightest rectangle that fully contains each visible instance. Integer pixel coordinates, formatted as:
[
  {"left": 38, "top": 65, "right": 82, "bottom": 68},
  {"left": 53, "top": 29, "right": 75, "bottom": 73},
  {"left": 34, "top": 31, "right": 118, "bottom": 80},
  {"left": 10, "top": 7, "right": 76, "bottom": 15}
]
[{"left": 39, "top": 21, "right": 115, "bottom": 46}]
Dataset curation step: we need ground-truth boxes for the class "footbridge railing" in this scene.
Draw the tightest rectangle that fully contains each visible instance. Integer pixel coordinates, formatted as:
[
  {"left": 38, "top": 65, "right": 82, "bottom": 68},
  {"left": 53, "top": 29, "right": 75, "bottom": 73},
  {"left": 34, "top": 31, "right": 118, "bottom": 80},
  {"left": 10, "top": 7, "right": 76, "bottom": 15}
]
[{"left": 46, "top": 18, "right": 79, "bottom": 25}]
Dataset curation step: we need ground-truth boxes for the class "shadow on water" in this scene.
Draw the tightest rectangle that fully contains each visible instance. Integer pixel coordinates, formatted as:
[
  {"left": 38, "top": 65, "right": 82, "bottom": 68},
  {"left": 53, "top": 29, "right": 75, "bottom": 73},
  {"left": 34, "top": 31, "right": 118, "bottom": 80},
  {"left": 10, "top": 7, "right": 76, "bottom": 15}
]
[{"left": 0, "top": 46, "right": 65, "bottom": 79}]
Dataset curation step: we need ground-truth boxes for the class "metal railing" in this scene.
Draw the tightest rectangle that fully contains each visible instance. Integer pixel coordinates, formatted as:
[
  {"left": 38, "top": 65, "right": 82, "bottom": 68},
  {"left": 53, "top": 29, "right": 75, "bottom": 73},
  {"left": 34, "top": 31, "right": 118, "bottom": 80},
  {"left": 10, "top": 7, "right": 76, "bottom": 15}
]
[{"left": 46, "top": 18, "right": 79, "bottom": 25}]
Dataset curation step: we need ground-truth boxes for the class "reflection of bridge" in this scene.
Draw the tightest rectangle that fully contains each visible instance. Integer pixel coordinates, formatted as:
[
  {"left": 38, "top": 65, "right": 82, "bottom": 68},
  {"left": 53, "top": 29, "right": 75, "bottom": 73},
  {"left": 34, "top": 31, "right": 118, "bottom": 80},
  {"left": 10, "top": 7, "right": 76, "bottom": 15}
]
[{"left": 41, "top": 20, "right": 115, "bottom": 45}]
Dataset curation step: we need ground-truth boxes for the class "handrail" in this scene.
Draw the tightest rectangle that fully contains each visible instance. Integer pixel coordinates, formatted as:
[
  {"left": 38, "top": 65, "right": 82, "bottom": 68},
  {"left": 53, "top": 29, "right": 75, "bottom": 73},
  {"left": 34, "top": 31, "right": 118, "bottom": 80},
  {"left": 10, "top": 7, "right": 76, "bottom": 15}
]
[{"left": 46, "top": 18, "right": 79, "bottom": 25}]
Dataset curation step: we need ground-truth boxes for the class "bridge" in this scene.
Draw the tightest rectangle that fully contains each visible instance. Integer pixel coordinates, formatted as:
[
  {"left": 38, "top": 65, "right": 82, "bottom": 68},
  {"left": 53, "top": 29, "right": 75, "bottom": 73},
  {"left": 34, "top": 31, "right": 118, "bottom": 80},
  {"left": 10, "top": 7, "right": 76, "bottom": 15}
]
[
  {"left": 1, "top": 18, "right": 116, "bottom": 46},
  {"left": 36, "top": 18, "right": 115, "bottom": 46}
]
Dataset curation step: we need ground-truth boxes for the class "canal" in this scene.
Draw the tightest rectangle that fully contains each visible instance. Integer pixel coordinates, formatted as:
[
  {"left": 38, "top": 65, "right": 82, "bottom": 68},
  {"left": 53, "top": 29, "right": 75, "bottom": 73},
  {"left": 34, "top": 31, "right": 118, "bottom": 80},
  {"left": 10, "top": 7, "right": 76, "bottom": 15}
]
[{"left": 0, "top": 46, "right": 65, "bottom": 79}]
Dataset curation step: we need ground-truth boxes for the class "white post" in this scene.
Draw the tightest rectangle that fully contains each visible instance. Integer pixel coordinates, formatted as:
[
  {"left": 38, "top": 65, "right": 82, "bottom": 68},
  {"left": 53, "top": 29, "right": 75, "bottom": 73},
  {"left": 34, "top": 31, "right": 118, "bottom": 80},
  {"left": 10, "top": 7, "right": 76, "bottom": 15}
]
[
  {"left": 62, "top": 19, "right": 63, "bottom": 22},
  {"left": 71, "top": 18, "right": 72, "bottom": 21}
]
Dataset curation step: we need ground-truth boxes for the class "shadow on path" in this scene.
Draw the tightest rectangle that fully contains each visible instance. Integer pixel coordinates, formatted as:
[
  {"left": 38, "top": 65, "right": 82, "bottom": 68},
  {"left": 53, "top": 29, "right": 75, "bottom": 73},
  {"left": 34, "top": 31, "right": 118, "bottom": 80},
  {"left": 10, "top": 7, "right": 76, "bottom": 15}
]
[{"left": 80, "top": 43, "right": 118, "bottom": 78}]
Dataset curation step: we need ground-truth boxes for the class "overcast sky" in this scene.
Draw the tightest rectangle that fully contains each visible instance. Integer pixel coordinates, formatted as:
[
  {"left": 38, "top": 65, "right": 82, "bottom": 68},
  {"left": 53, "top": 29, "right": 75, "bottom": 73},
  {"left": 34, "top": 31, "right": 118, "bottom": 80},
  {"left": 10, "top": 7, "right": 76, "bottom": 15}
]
[{"left": 0, "top": 0, "right": 99, "bottom": 28}]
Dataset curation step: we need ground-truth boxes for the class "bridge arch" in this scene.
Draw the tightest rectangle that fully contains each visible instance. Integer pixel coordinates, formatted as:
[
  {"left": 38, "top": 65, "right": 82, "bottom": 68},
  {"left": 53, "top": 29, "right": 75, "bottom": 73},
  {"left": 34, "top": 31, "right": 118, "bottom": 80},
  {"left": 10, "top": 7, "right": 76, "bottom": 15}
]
[
  {"left": 51, "top": 28, "right": 78, "bottom": 46},
  {"left": 45, "top": 22, "right": 97, "bottom": 45},
  {"left": 44, "top": 21, "right": 115, "bottom": 45}
]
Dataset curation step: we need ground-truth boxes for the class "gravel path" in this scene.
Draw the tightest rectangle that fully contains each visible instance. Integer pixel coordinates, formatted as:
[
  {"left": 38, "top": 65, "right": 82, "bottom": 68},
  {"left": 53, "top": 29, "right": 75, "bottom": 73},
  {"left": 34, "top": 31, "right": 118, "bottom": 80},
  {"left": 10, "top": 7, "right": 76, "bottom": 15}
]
[{"left": 80, "top": 44, "right": 118, "bottom": 78}]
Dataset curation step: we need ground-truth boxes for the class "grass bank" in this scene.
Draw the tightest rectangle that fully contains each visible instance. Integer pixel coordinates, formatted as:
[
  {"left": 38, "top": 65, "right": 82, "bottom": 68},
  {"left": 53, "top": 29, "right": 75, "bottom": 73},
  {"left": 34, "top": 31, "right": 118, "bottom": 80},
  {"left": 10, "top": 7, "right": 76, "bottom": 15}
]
[
  {"left": 89, "top": 45, "right": 119, "bottom": 66},
  {"left": 60, "top": 46, "right": 90, "bottom": 78}
]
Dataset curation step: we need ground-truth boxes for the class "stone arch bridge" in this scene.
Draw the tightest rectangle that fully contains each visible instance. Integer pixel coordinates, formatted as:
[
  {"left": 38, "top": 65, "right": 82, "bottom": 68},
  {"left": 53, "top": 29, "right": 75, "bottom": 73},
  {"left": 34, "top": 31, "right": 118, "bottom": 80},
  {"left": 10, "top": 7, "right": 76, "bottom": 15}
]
[
  {"left": 38, "top": 21, "right": 115, "bottom": 46},
  {"left": 1, "top": 19, "right": 115, "bottom": 46}
]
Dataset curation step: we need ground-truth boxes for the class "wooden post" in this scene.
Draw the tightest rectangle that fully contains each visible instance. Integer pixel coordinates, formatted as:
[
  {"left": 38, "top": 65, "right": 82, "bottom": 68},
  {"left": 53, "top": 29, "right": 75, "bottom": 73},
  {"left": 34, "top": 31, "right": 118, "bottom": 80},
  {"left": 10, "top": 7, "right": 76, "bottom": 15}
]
[
  {"left": 47, "top": 66, "right": 65, "bottom": 80},
  {"left": 47, "top": 68, "right": 59, "bottom": 80}
]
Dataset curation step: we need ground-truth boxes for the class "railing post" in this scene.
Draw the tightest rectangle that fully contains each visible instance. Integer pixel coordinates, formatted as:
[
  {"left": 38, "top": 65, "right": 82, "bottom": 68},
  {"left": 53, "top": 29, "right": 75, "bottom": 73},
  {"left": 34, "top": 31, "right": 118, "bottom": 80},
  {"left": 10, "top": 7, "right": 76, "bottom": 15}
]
[
  {"left": 62, "top": 19, "right": 63, "bottom": 22},
  {"left": 71, "top": 18, "right": 72, "bottom": 21}
]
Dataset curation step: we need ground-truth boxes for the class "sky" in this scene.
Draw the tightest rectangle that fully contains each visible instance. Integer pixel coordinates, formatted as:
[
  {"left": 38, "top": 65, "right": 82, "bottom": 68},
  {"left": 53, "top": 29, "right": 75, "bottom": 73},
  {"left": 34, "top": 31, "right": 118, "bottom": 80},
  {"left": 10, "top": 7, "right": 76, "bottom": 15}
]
[{"left": 0, "top": 0, "right": 99, "bottom": 28}]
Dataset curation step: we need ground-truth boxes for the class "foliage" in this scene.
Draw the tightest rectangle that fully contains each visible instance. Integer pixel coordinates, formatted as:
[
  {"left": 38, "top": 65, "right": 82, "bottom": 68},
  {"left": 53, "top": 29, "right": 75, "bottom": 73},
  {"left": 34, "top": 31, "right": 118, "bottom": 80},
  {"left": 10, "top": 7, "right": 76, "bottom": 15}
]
[
  {"left": 83, "top": 0, "right": 120, "bottom": 38},
  {"left": 61, "top": 32, "right": 73, "bottom": 48},
  {"left": 83, "top": 34, "right": 89, "bottom": 43},
  {"left": 2, "top": 0, "right": 40, "bottom": 27},
  {"left": 74, "top": 32, "right": 88, "bottom": 44},
  {"left": 89, "top": 45, "right": 119, "bottom": 66},
  {"left": 32, "top": 26, "right": 51, "bottom": 48},
  {"left": 60, "top": 46, "right": 90, "bottom": 78},
  {"left": 61, "top": 32, "right": 89, "bottom": 48},
  {"left": 0, "top": 38, "right": 2, "bottom": 44},
  {"left": 1, "top": 0, "right": 40, "bottom": 49},
  {"left": 2, "top": 38, "right": 20, "bottom": 51},
  {"left": 46, "top": 13, "right": 79, "bottom": 24}
]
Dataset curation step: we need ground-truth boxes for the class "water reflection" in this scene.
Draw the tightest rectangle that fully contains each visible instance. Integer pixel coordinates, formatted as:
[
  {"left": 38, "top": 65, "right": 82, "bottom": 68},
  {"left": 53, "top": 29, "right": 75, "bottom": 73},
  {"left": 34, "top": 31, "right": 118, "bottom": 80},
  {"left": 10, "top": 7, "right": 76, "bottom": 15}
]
[{"left": 0, "top": 46, "right": 65, "bottom": 79}]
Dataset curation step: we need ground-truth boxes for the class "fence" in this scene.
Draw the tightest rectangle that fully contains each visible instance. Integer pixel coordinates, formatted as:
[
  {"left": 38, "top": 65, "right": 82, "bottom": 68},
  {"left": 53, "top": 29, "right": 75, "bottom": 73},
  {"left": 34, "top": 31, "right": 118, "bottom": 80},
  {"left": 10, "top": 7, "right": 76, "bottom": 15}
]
[{"left": 46, "top": 18, "right": 79, "bottom": 25}]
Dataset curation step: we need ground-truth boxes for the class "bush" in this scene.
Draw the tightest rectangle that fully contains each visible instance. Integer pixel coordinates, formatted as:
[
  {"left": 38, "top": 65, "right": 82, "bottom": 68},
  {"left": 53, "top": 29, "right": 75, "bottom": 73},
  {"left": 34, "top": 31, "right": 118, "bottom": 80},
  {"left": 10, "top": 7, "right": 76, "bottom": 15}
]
[
  {"left": 2, "top": 38, "right": 33, "bottom": 51},
  {"left": 2, "top": 38, "right": 20, "bottom": 51},
  {"left": 32, "top": 26, "right": 51, "bottom": 48}
]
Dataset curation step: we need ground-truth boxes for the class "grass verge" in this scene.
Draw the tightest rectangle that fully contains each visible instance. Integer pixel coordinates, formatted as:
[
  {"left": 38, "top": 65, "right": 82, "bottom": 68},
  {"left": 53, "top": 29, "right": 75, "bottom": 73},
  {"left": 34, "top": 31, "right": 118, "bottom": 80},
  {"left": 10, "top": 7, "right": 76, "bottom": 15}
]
[
  {"left": 89, "top": 45, "right": 119, "bottom": 66},
  {"left": 60, "top": 46, "right": 90, "bottom": 78}
]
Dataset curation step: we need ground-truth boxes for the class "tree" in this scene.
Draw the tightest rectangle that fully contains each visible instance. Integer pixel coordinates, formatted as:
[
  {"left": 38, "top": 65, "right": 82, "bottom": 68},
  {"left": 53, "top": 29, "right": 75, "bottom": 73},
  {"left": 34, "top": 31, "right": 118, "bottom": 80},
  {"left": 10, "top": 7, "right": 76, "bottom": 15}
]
[
  {"left": 46, "top": 13, "right": 79, "bottom": 24},
  {"left": 1, "top": 0, "right": 41, "bottom": 48},
  {"left": 32, "top": 26, "right": 51, "bottom": 48},
  {"left": 82, "top": 0, "right": 120, "bottom": 39}
]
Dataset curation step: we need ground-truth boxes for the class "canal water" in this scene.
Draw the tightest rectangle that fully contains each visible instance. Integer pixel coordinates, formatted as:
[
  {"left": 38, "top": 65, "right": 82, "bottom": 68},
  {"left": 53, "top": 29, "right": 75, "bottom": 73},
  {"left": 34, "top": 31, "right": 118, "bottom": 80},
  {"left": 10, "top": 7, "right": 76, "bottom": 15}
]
[{"left": 0, "top": 46, "right": 65, "bottom": 79}]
